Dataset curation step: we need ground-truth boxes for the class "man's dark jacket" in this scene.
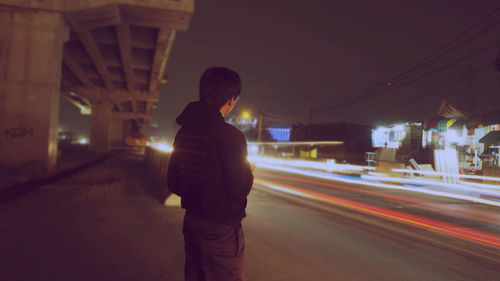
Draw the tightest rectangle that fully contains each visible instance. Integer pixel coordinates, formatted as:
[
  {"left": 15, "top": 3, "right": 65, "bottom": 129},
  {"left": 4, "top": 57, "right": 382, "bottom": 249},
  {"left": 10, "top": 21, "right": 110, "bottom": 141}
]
[{"left": 167, "top": 101, "right": 254, "bottom": 224}]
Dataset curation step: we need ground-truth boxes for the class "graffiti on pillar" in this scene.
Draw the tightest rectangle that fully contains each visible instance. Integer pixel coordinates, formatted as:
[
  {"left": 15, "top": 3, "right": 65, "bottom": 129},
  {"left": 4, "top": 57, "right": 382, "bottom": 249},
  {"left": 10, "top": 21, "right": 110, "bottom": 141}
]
[{"left": 4, "top": 127, "right": 34, "bottom": 138}]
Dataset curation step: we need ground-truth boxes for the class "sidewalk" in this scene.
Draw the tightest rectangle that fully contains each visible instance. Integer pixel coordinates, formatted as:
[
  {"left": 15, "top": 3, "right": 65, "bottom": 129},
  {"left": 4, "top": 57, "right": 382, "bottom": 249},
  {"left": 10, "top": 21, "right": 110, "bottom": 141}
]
[
  {"left": 0, "top": 154, "right": 185, "bottom": 281},
  {"left": 0, "top": 145, "right": 104, "bottom": 191}
]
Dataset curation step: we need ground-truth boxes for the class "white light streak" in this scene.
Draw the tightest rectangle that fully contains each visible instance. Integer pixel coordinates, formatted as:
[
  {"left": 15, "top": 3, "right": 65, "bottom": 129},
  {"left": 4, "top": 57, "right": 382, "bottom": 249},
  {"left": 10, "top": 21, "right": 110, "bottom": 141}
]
[
  {"left": 150, "top": 142, "right": 173, "bottom": 153},
  {"left": 248, "top": 144, "right": 259, "bottom": 155},
  {"left": 362, "top": 174, "right": 500, "bottom": 198},
  {"left": 257, "top": 181, "right": 312, "bottom": 198},
  {"left": 248, "top": 155, "right": 375, "bottom": 172},
  {"left": 256, "top": 163, "right": 500, "bottom": 207},
  {"left": 248, "top": 141, "right": 344, "bottom": 147},
  {"left": 392, "top": 168, "right": 500, "bottom": 183}
]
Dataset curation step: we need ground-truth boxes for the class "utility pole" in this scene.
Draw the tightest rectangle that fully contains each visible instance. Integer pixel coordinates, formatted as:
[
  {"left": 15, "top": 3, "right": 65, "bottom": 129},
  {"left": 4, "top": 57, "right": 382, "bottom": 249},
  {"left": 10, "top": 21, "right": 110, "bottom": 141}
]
[
  {"left": 309, "top": 107, "right": 313, "bottom": 141},
  {"left": 257, "top": 111, "right": 263, "bottom": 142},
  {"left": 467, "top": 64, "right": 475, "bottom": 115}
]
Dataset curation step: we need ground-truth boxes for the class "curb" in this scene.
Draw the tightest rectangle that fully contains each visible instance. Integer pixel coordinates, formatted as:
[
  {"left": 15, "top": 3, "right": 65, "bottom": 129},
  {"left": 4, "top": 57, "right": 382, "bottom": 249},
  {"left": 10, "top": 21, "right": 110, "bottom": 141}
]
[{"left": 0, "top": 154, "right": 111, "bottom": 204}]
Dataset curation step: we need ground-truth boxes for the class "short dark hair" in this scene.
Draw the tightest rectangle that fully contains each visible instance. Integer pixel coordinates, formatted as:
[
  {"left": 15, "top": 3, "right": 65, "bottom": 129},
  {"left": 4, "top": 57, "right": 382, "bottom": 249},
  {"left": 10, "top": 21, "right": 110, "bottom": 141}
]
[{"left": 199, "top": 67, "right": 241, "bottom": 109}]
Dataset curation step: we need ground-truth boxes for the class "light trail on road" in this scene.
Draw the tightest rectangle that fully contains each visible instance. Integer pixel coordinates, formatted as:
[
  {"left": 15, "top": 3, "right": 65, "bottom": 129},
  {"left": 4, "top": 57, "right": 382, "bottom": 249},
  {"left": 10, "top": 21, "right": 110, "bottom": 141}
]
[
  {"left": 254, "top": 162, "right": 500, "bottom": 207},
  {"left": 258, "top": 172, "right": 500, "bottom": 226},
  {"left": 248, "top": 155, "right": 500, "bottom": 206},
  {"left": 255, "top": 176, "right": 500, "bottom": 249},
  {"left": 362, "top": 174, "right": 500, "bottom": 198}
]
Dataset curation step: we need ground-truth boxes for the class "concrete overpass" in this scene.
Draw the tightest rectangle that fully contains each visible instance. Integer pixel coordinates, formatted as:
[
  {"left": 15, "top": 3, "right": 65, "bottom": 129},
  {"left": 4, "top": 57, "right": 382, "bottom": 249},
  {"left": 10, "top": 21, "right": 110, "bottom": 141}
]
[{"left": 0, "top": 0, "right": 193, "bottom": 174}]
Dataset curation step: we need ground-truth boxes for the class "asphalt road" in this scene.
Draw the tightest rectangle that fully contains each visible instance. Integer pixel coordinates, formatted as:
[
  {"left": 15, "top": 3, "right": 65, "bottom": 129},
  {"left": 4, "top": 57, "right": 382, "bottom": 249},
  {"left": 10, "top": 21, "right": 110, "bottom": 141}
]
[
  {"left": 247, "top": 168, "right": 500, "bottom": 280},
  {"left": 0, "top": 155, "right": 498, "bottom": 280}
]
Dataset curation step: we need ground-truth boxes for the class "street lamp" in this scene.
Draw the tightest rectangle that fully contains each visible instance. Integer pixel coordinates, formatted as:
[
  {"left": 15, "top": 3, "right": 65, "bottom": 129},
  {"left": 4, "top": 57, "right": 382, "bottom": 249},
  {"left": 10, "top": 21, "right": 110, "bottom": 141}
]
[
  {"left": 239, "top": 110, "right": 263, "bottom": 142},
  {"left": 242, "top": 111, "right": 250, "bottom": 120}
]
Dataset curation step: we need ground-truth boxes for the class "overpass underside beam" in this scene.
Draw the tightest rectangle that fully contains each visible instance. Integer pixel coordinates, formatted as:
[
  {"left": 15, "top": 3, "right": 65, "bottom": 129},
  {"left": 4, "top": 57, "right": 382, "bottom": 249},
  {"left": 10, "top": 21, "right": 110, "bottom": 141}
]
[
  {"left": 0, "top": 0, "right": 193, "bottom": 175},
  {"left": 0, "top": 8, "right": 69, "bottom": 174}
]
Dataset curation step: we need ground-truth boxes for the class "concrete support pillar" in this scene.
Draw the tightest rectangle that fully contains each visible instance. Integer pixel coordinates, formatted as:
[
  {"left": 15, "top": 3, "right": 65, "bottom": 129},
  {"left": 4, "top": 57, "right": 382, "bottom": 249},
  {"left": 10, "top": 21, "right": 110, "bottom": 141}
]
[
  {"left": 123, "top": 119, "right": 134, "bottom": 138},
  {"left": 110, "top": 117, "right": 125, "bottom": 147},
  {"left": 138, "top": 122, "right": 148, "bottom": 136},
  {"left": 0, "top": 8, "right": 69, "bottom": 174},
  {"left": 89, "top": 100, "right": 112, "bottom": 153},
  {"left": 137, "top": 121, "right": 148, "bottom": 155}
]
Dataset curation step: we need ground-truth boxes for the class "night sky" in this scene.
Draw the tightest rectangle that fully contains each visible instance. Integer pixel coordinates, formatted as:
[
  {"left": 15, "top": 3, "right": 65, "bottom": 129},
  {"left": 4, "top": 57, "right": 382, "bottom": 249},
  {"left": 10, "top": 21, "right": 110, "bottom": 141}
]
[{"left": 59, "top": 0, "right": 500, "bottom": 139}]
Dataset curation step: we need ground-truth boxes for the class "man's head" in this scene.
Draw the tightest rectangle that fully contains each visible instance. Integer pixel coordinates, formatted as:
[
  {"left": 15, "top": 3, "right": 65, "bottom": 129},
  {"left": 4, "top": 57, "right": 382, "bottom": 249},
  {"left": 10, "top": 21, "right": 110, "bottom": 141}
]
[{"left": 199, "top": 67, "right": 241, "bottom": 116}]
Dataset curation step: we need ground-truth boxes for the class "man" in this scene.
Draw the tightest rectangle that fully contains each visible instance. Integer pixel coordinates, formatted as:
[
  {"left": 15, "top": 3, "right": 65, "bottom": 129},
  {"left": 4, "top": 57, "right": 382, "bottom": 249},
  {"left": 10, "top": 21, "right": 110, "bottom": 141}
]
[{"left": 167, "top": 67, "right": 254, "bottom": 281}]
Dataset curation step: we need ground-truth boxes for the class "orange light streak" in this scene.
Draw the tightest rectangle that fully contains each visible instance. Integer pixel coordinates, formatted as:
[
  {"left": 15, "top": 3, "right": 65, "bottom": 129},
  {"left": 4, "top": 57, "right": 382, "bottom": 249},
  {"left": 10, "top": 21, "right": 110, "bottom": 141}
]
[
  {"left": 255, "top": 178, "right": 500, "bottom": 249},
  {"left": 258, "top": 172, "right": 500, "bottom": 224}
]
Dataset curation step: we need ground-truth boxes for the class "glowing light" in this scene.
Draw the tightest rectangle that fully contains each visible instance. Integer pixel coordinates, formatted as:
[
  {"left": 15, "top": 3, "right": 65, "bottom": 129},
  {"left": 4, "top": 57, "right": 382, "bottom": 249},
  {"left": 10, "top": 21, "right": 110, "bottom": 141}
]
[
  {"left": 371, "top": 123, "right": 416, "bottom": 148},
  {"left": 266, "top": 128, "right": 291, "bottom": 142},
  {"left": 248, "top": 144, "right": 259, "bottom": 155},
  {"left": 164, "top": 193, "right": 181, "bottom": 206},
  {"left": 151, "top": 142, "right": 173, "bottom": 153},
  {"left": 79, "top": 138, "right": 88, "bottom": 145},
  {"left": 392, "top": 124, "right": 406, "bottom": 131},
  {"left": 372, "top": 127, "right": 389, "bottom": 147},
  {"left": 444, "top": 129, "right": 464, "bottom": 145},
  {"left": 242, "top": 111, "right": 250, "bottom": 120}
]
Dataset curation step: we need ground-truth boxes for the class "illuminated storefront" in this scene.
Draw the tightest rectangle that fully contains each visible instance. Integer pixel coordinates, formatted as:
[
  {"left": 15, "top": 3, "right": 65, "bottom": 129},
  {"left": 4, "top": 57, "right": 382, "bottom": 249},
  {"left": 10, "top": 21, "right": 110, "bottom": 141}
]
[
  {"left": 422, "top": 118, "right": 469, "bottom": 148},
  {"left": 267, "top": 127, "right": 291, "bottom": 142},
  {"left": 371, "top": 122, "right": 422, "bottom": 150}
]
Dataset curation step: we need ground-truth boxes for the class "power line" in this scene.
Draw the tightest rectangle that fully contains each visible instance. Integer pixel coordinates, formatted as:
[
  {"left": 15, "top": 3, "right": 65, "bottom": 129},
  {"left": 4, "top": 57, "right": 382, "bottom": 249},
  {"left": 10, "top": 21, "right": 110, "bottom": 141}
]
[
  {"left": 245, "top": 15, "right": 500, "bottom": 91},
  {"left": 311, "top": 8, "right": 500, "bottom": 114},
  {"left": 345, "top": 63, "right": 492, "bottom": 123},
  {"left": 257, "top": 40, "right": 499, "bottom": 125},
  {"left": 313, "top": 39, "right": 500, "bottom": 114},
  {"left": 260, "top": 40, "right": 500, "bottom": 125},
  {"left": 389, "top": 8, "right": 500, "bottom": 83},
  {"left": 388, "top": 18, "right": 500, "bottom": 87},
  {"left": 252, "top": 8, "right": 500, "bottom": 125}
]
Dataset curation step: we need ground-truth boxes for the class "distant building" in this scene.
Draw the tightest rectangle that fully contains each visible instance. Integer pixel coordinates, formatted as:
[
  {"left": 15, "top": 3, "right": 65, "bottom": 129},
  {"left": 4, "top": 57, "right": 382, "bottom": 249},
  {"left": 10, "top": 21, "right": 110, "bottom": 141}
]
[
  {"left": 290, "top": 123, "right": 373, "bottom": 164},
  {"left": 372, "top": 122, "right": 424, "bottom": 163},
  {"left": 267, "top": 127, "right": 291, "bottom": 142}
]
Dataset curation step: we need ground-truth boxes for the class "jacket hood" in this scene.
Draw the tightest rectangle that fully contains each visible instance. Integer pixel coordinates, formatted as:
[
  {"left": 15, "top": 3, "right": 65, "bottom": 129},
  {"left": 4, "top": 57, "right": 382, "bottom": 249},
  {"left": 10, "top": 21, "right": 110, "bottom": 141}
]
[{"left": 176, "top": 101, "right": 224, "bottom": 127}]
